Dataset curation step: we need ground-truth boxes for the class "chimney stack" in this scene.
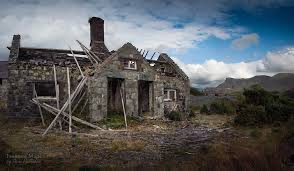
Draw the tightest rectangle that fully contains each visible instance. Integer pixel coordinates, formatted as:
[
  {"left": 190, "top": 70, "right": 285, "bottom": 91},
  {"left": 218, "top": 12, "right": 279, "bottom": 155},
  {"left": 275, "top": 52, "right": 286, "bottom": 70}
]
[
  {"left": 89, "top": 17, "right": 104, "bottom": 44},
  {"left": 88, "top": 17, "right": 109, "bottom": 60}
]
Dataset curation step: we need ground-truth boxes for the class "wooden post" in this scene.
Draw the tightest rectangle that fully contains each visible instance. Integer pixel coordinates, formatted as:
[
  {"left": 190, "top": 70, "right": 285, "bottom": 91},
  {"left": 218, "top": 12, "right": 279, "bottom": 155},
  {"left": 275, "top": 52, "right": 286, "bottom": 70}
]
[
  {"left": 42, "top": 76, "right": 87, "bottom": 136},
  {"left": 119, "top": 82, "right": 127, "bottom": 129},
  {"left": 53, "top": 65, "right": 62, "bottom": 130},
  {"left": 33, "top": 84, "right": 45, "bottom": 126},
  {"left": 67, "top": 67, "right": 72, "bottom": 133}
]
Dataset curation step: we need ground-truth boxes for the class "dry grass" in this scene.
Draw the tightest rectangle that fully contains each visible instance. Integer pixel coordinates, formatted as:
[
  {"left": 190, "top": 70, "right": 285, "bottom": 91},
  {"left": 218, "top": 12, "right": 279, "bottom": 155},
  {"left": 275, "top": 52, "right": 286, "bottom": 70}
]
[{"left": 109, "top": 139, "right": 147, "bottom": 152}]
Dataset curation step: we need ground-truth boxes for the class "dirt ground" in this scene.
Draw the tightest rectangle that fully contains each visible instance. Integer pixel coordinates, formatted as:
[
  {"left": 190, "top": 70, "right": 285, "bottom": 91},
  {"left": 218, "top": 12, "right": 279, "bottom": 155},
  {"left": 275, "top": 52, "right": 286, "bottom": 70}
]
[{"left": 0, "top": 114, "right": 239, "bottom": 170}]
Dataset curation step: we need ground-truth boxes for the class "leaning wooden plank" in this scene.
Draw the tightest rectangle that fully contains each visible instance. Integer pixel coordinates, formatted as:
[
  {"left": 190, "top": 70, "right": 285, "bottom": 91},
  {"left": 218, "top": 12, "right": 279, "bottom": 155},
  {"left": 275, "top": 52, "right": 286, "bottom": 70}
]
[
  {"left": 76, "top": 40, "right": 102, "bottom": 63},
  {"left": 72, "top": 89, "right": 86, "bottom": 113},
  {"left": 42, "top": 77, "right": 87, "bottom": 136},
  {"left": 42, "top": 103, "right": 103, "bottom": 130},
  {"left": 33, "top": 84, "right": 45, "bottom": 126},
  {"left": 78, "top": 98, "right": 88, "bottom": 116},
  {"left": 120, "top": 87, "right": 127, "bottom": 129},
  {"left": 31, "top": 100, "right": 78, "bottom": 129},
  {"left": 67, "top": 67, "right": 72, "bottom": 133},
  {"left": 77, "top": 42, "right": 99, "bottom": 64},
  {"left": 69, "top": 46, "right": 85, "bottom": 77}
]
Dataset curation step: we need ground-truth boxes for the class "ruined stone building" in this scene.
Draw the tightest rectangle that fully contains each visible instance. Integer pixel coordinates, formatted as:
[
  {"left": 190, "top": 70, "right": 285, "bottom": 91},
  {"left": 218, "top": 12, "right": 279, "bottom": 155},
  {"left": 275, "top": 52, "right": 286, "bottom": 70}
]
[
  {"left": 5, "top": 17, "right": 190, "bottom": 121},
  {"left": 0, "top": 61, "right": 8, "bottom": 106}
]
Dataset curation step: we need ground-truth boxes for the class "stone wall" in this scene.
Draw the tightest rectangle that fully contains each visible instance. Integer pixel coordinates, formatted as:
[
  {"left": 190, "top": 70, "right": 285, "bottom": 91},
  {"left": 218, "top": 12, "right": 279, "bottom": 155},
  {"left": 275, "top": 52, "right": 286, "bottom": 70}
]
[
  {"left": 160, "top": 75, "right": 190, "bottom": 113},
  {"left": 88, "top": 49, "right": 164, "bottom": 121},
  {"left": 7, "top": 63, "right": 83, "bottom": 118},
  {"left": 7, "top": 35, "right": 91, "bottom": 118},
  {"left": 0, "top": 78, "right": 8, "bottom": 108}
]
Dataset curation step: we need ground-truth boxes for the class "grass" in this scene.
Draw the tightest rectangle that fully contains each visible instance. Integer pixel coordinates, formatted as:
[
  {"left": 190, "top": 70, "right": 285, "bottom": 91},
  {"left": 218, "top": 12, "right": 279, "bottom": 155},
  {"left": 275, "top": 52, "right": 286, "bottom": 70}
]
[
  {"left": 109, "top": 139, "right": 147, "bottom": 152},
  {"left": 97, "top": 113, "right": 141, "bottom": 129}
]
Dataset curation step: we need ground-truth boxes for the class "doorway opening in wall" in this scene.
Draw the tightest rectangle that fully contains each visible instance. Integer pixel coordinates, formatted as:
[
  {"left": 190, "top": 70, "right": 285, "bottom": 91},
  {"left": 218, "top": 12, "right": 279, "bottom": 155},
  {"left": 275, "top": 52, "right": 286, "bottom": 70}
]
[
  {"left": 138, "top": 80, "right": 153, "bottom": 116},
  {"left": 107, "top": 77, "right": 124, "bottom": 116}
]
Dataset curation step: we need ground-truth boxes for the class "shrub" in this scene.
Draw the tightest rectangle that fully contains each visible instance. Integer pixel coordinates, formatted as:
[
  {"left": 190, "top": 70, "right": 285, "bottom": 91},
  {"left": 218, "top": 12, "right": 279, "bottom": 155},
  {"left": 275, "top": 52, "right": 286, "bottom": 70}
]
[
  {"left": 234, "top": 105, "right": 267, "bottom": 126},
  {"left": 234, "top": 85, "right": 294, "bottom": 126},
  {"left": 200, "top": 104, "right": 209, "bottom": 114},
  {"left": 210, "top": 99, "right": 236, "bottom": 115},
  {"left": 98, "top": 113, "right": 140, "bottom": 129},
  {"left": 166, "top": 111, "right": 183, "bottom": 121},
  {"left": 190, "top": 87, "right": 204, "bottom": 96},
  {"left": 250, "top": 129, "right": 262, "bottom": 138}
]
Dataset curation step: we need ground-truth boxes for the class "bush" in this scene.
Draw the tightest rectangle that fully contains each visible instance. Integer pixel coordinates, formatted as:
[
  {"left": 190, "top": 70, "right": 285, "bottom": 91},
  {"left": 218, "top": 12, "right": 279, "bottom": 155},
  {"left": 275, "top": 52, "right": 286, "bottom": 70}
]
[
  {"left": 210, "top": 99, "right": 236, "bottom": 115},
  {"left": 234, "top": 85, "right": 294, "bottom": 126},
  {"left": 190, "top": 87, "right": 204, "bottom": 96},
  {"left": 98, "top": 113, "right": 140, "bottom": 129},
  {"left": 166, "top": 111, "right": 183, "bottom": 121},
  {"left": 200, "top": 104, "right": 209, "bottom": 114},
  {"left": 234, "top": 105, "right": 267, "bottom": 126},
  {"left": 250, "top": 129, "right": 262, "bottom": 138}
]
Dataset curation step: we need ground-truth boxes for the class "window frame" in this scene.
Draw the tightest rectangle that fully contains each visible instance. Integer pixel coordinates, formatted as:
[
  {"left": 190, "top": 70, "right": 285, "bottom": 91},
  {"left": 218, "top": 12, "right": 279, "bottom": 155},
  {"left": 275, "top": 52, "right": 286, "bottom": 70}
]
[
  {"left": 123, "top": 60, "right": 137, "bottom": 70},
  {"left": 164, "top": 89, "right": 177, "bottom": 102}
]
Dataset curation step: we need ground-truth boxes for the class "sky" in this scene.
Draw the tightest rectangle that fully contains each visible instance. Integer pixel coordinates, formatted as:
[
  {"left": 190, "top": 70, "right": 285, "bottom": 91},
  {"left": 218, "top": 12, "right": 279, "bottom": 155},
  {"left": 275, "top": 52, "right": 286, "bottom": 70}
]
[{"left": 0, "top": 0, "right": 294, "bottom": 88}]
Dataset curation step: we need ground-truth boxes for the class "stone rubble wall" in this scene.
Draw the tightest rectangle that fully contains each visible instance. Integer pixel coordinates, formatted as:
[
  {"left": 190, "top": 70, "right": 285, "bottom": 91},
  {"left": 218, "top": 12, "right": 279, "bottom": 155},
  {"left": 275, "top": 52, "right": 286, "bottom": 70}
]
[
  {"left": 0, "top": 79, "right": 8, "bottom": 109},
  {"left": 7, "top": 62, "right": 83, "bottom": 118}
]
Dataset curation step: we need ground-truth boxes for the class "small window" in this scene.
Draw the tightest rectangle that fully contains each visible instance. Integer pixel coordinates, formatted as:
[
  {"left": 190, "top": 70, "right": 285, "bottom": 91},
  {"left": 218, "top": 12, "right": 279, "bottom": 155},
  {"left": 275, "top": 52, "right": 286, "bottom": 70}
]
[
  {"left": 34, "top": 82, "right": 56, "bottom": 97},
  {"left": 164, "top": 89, "right": 177, "bottom": 101},
  {"left": 124, "top": 60, "right": 137, "bottom": 70},
  {"left": 160, "top": 67, "right": 165, "bottom": 73}
]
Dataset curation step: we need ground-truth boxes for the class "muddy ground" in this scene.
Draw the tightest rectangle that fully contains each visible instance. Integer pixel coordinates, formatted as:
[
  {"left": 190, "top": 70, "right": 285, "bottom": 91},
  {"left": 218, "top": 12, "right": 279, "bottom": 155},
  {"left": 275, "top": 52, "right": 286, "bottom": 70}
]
[{"left": 0, "top": 115, "right": 240, "bottom": 170}]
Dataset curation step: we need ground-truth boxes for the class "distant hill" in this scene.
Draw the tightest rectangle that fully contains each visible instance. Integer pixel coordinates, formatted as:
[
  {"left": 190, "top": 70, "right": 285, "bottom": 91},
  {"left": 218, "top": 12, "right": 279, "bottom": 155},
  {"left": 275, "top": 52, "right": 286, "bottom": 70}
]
[{"left": 205, "top": 73, "right": 294, "bottom": 95}]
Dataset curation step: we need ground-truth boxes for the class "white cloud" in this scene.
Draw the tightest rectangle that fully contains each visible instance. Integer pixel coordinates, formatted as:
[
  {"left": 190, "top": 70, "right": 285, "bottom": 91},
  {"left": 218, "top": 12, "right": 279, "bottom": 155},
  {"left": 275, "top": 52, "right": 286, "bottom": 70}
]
[
  {"left": 231, "top": 33, "right": 259, "bottom": 50},
  {"left": 173, "top": 46, "right": 294, "bottom": 88},
  {"left": 263, "top": 47, "right": 294, "bottom": 72},
  {"left": 0, "top": 0, "right": 240, "bottom": 60}
]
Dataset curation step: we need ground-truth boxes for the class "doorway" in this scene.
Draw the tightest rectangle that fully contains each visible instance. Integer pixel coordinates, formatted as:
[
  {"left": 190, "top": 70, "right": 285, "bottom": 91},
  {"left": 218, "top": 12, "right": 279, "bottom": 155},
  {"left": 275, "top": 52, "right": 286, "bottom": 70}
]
[
  {"left": 138, "top": 80, "right": 153, "bottom": 116},
  {"left": 107, "top": 78, "right": 124, "bottom": 115}
]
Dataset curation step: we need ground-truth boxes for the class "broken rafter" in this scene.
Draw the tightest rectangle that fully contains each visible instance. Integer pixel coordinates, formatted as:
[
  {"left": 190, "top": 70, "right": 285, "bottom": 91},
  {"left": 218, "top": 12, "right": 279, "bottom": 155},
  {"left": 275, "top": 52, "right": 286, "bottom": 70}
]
[
  {"left": 76, "top": 40, "right": 102, "bottom": 63},
  {"left": 69, "top": 47, "right": 85, "bottom": 78},
  {"left": 150, "top": 52, "right": 156, "bottom": 60},
  {"left": 144, "top": 51, "right": 149, "bottom": 58}
]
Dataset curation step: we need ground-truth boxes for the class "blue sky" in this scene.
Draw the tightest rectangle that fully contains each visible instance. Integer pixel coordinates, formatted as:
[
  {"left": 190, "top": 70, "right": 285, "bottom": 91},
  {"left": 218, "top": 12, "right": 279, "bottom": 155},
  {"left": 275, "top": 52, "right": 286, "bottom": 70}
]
[
  {"left": 0, "top": 0, "right": 293, "bottom": 87},
  {"left": 169, "top": 5, "right": 294, "bottom": 64}
]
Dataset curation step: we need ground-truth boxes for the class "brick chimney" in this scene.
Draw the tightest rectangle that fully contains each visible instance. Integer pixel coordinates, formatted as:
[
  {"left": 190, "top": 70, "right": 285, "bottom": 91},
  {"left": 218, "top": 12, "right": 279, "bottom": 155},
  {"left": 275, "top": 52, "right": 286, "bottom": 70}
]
[
  {"left": 88, "top": 17, "right": 109, "bottom": 59},
  {"left": 89, "top": 17, "right": 104, "bottom": 43}
]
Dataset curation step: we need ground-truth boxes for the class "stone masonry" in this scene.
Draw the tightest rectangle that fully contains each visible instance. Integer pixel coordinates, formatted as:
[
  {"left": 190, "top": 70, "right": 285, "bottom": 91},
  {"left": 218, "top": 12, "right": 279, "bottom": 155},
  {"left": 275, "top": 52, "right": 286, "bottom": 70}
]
[{"left": 6, "top": 17, "right": 190, "bottom": 122}]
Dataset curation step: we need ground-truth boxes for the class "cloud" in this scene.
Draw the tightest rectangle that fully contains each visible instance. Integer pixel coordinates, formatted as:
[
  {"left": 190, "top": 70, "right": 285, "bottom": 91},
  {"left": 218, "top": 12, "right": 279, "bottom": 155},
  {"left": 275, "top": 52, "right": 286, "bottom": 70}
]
[
  {"left": 173, "top": 46, "right": 294, "bottom": 88},
  {"left": 263, "top": 47, "right": 294, "bottom": 72},
  {"left": 231, "top": 33, "right": 259, "bottom": 50},
  {"left": 0, "top": 0, "right": 245, "bottom": 61}
]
